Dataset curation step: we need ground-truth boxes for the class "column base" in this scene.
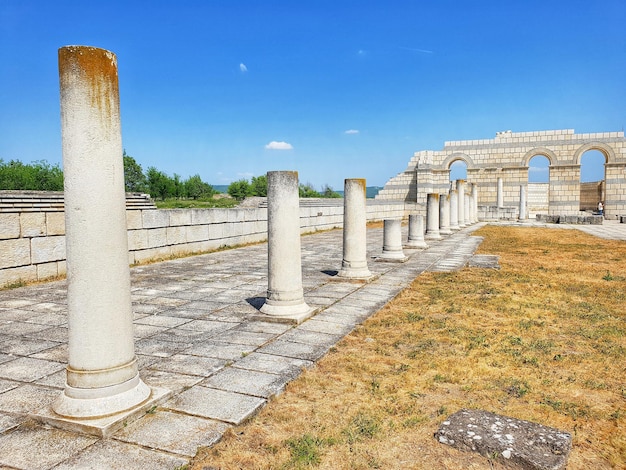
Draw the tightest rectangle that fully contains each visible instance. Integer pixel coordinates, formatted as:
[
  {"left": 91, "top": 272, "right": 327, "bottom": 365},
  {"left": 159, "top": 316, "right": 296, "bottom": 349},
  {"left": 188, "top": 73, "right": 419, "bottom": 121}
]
[
  {"left": 257, "top": 299, "right": 318, "bottom": 324},
  {"left": 337, "top": 266, "right": 374, "bottom": 280},
  {"left": 32, "top": 384, "right": 171, "bottom": 438},
  {"left": 375, "top": 251, "right": 408, "bottom": 263},
  {"left": 405, "top": 239, "right": 428, "bottom": 249}
]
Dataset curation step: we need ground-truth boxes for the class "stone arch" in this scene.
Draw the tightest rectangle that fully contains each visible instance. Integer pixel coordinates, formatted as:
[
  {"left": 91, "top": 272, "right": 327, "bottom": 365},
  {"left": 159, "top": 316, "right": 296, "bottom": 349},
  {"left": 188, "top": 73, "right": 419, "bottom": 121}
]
[
  {"left": 441, "top": 152, "right": 476, "bottom": 170},
  {"left": 521, "top": 147, "right": 558, "bottom": 167},
  {"left": 573, "top": 142, "right": 615, "bottom": 165}
]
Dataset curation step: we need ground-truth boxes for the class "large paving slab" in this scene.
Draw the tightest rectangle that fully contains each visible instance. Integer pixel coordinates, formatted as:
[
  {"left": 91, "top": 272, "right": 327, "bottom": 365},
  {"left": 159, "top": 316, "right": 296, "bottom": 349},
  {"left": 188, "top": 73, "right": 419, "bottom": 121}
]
[{"left": 1, "top": 220, "right": 621, "bottom": 468}]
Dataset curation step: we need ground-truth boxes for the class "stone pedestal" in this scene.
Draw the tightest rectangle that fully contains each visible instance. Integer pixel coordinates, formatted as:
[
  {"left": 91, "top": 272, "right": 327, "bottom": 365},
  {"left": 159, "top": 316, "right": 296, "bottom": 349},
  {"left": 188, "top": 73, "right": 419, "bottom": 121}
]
[
  {"left": 338, "top": 178, "right": 373, "bottom": 279},
  {"left": 519, "top": 185, "right": 528, "bottom": 222},
  {"left": 378, "top": 219, "right": 407, "bottom": 261},
  {"left": 52, "top": 46, "right": 152, "bottom": 421},
  {"left": 425, "top": 193, "right": 442, "bottom": 240},
  {"left": 260, "top": 171, "right": 315, "bottom": 322},
  {"left": 457, "top": 180, "right": 466, "bottom": 228},
  {"left": 406, "top": 214, "right": 428, "bottom": 248},
  {"left": 439, "top": 192, "right": 452, "bottom": 235},
  {"left": 449, "top": 189, "right": 460, "bottom": 231}
]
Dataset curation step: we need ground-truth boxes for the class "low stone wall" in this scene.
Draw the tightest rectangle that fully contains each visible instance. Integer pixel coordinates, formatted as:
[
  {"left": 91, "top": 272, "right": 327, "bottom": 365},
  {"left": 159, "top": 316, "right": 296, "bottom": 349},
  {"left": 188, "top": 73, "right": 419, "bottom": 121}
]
[
  {"left": 536, "top": 214, "right": 604, "bottom": 225},
  {"left": 0, "top": 199, "right": 406, "bottom": 287},
  {"left": 479, "top": 205, "right": 518, "bottom": 221}
]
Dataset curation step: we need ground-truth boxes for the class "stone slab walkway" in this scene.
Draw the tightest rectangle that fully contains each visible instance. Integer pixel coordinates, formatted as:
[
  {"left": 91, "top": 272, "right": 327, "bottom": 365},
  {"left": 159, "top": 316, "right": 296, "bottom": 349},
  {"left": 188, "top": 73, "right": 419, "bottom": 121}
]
[{"left": 0, "top": 220, "right": 624, "bottom": 469}]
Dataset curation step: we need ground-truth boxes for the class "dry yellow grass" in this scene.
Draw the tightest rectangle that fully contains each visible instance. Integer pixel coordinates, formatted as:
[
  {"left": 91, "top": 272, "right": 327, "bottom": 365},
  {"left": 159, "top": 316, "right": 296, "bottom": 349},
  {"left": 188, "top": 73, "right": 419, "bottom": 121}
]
[{"left": 191, "top": 226, "right": 626, "bottom": 470}]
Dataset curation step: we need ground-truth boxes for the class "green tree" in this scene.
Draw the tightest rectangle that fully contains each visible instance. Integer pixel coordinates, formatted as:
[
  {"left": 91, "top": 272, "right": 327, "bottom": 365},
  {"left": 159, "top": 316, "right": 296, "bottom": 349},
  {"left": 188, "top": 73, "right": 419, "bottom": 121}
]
[
  {"left": 299, "top": 182, "right": 321, "bottom": 198},
  {"left": 321, "top": 184, "right": 341, "bottom": 198},
  {"left": 250, "top": 175, "right": 268, "bottom": 197},
  {"left": 146, "top": 166, "right": 174, "bottom": 200},
  {"left": 123, "top": 152, "right": 147, "bottom": 192},
  {"left": 184, "top": 174, "right": 216, "bottom": 199},
  {"left": 0, "top": 159, "right": 63, "bottom": 191},
  {"left": 227, "top": 179, "right": 252, "bottom": 200}
]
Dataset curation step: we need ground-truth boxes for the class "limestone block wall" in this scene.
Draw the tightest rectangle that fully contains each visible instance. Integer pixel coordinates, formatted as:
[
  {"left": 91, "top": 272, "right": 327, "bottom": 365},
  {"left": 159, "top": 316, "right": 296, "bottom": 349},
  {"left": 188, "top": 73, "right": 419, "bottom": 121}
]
[
  {"left": 528, "top": 183, "right": 549, "bottom": 213},
  {"left": 376, "top": 129, "right": 626, "bottom": 218},
  {"left": 0, "top": 200, "right": 406, "bottom": 287}
]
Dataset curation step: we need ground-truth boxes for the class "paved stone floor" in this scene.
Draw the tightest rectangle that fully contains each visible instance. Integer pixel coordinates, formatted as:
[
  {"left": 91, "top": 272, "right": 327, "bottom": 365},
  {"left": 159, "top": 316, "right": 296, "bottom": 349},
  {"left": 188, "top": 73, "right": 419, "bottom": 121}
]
[{"left": 0, "top": 220, "right": 624, "bottom": 469}]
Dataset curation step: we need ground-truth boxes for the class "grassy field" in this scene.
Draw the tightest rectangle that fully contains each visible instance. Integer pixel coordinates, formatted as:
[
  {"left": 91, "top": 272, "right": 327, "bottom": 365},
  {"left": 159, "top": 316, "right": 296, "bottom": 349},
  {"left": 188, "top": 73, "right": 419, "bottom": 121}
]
[{"left": 190, "top": 225, "right": 625, "bottom": 470}]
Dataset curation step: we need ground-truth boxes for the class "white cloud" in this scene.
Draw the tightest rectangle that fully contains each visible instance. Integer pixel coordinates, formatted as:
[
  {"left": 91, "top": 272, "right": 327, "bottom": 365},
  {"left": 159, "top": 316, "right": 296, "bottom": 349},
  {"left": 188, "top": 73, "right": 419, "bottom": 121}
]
[
  {"left": 239, "top": 63, "right": 248, "bottom": 73},
  {"left": 344, "top": 129, "right": 359, "bottom": 135},
  {"left": 265, "top": 141, "right": 293, "bottom": 150}
]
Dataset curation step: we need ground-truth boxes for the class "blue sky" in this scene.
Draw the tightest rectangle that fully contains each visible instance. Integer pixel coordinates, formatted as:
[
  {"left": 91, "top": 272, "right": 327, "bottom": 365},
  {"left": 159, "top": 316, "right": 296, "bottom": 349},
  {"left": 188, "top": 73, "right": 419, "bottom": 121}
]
[{"left": 1, "top": 1, "right": 624, "bottom": 190}]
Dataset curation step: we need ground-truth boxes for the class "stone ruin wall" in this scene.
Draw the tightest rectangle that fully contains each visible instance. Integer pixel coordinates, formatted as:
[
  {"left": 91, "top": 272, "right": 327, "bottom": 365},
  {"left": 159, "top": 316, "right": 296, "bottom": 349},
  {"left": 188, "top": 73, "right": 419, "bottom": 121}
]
[
  {"left": 0, "top": 197, "right": 406, "bottom": 287},
  {"left": 376, "top": 129, "right": 626, "bottom": 219}
]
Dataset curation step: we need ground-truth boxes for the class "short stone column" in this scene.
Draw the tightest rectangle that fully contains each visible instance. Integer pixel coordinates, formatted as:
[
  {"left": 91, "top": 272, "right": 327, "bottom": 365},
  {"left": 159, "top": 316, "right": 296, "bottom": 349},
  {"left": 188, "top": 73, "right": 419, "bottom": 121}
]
[
  {"left": 439, "top": 192, "right": 452, "bottom": 235},
  {"left": 260, "top": 171, "right": 314, "bottom": 322},
  {"left": 457, "top": 180, "right": 466, "bottom": 228},
  {"left": 53, "top": 46, "right": 150, "bottom": 419},
  {"left": 406, "top": 214, "right": 428, "bottom": 248},
  {"left": 519, "top": 185, "right": 528, "bottom": 222},
  {"left": 472, "top": 183, "right": 479, "bottom": 223},
  {"left": 338, "top": 178, "right": 372, "bottom": 279},
  {"left": 425, "top": 193, "right": 442, "bottom": 240},
  {"left": 497, "top": 177, "right": 504, "bottom": 207},
  {"left": 378, "top": 219, "right": 407, "bottom": 261},
  {"left": 449, "top": 189, "right": 460, "bottom": 230}
]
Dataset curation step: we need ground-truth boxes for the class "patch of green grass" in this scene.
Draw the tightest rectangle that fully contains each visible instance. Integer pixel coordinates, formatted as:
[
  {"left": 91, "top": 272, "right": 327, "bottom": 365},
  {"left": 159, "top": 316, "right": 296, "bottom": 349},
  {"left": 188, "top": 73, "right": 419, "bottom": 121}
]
[
  {"left": 343, "top": 413, "right": 381, "bottom": 443},
  {"left": 154, "top": 197, "right": 238, "bottom": 209},
  {"left": 284, "top": 434, "right": 324, "bottom": 467}
]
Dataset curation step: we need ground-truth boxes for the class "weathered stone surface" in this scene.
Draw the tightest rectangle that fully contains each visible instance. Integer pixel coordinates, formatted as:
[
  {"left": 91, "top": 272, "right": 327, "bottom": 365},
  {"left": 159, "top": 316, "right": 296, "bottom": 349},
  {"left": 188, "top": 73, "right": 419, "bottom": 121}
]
[
  {"left": 468, "top": 254, "right": 500, "bottom": 269},
  {"left": 435, "top": 409, "right": 572, "bottom": 470}
]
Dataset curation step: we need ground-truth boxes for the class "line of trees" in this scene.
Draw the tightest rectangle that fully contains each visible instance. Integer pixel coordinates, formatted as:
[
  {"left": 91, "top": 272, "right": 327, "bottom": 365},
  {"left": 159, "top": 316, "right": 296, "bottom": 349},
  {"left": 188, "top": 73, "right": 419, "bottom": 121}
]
[
  {"left": 1, "top": 154, "right": 342, "bottom": 201},
  {"left": 226, "top": 176, "right": 341, "bottom": 200}
]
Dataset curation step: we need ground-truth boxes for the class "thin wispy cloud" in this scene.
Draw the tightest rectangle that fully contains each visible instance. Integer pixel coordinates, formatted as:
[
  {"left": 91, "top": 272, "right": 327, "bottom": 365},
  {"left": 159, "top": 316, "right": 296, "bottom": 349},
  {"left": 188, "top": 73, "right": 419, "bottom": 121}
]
[
  {"left": 239, "top": 63, "right": 248, "bottom": 73},
  {"left": 399, "top": 46, "right": 434, "bottom": 54},
  {"left": 265, "top": 141, "right": 293, "bottom": 150},
  {"left": 344, "top": 129, "right": 359, "bottom": 135}
]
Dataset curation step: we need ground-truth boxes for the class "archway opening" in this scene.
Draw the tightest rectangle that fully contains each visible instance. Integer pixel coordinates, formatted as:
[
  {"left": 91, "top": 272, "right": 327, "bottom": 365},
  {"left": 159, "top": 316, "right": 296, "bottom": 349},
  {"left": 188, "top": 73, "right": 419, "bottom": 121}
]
[
  {"left": 580, "top": 150, "right": 606, "bottom": 212},
  {"left": 449, "top": 160, "right": 467, "bottom": 183},
  {"left": 527, "top": 155, "right": 550, "bottom": 216}
]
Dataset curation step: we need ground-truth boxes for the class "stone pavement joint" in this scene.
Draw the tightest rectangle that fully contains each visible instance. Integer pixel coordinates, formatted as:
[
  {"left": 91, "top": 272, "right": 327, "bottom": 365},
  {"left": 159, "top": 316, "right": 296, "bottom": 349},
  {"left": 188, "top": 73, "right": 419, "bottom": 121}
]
[{"left": 0, "top": 221, "right": 624, "bottom": 469}]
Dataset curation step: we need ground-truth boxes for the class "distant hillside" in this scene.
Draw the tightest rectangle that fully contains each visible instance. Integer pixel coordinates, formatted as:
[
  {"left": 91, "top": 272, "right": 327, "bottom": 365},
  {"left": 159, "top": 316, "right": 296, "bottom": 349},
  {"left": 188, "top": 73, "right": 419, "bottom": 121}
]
[{"left": 212, "top": 185, "right": 382, "bottom": 198}]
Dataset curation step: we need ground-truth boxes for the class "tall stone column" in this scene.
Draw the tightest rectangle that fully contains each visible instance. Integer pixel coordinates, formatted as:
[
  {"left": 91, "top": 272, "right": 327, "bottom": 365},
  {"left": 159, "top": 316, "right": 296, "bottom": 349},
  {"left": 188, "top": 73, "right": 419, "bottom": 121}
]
[
  {"left": 53, "top": 46, "right": 150, "bottom": 418},
  {"left": 260, "top": 171, "right": 314, "bottom": 322},
  {"left": 497, "top": 177, "right": 504, "bottom": 207},
  {"left": 406, "top": 214, "right": 428, "bottom": 248},
  {"left": 425, "top": 193, "right": 442, "bottom": 240},
  {"left": 439, "top": 192, "right": 452, "bottom": 235},
  {"left": 338, "top": 178, "right": 372, "bottom": 279},
  {"left": 519, "top": 185, "right": 528, "bottom": 222},
  {"left": 464, "top": 187, "right": 471, "bottom": 225},
  {"left": 378, "top": 219, "right": 407, "bottom": 261},
  {"left": 472, "top": 183, "right": 479, "bottom": 223},
  {"left": 449, "top": 189, "right": 460, "bottom": 230},
  {"left": 456, "top": 180, "right": 466, "bottom": 228}
]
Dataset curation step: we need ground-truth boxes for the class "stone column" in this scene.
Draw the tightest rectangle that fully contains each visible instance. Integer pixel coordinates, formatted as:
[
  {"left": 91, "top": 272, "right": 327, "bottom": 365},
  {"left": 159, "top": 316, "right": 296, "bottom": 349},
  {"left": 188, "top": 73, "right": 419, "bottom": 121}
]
[
  {"left": 439, "top": 192, "right": 452, "bottom": 235},
  {"left": 449, "top": 189, "right": 460, "bottom": 230},
  {"left": 260, "top": 171, "right": 314, "bottom": 322},
  {"left": 497, "top": 177, "right": 504, "bottom": 207},
  {"left": 464, "top": 187, "right": 471, "bottom": 226},
  {"left": 457, "top": 180, "right": 466, "bottom": 228},
  {"left": 425, "top": 193, "right": 442, "bottom": 240},
  {"left": 406, "top": 214, "right": 428, "bottom": 248},
  {"left": 53, "top": 46, "right": 150, "bottom": 418},
  {"left": 338, "top": 178, "right": 372, "bottom": 279},
  {"left": 472, "top": 183, "right": 479, "bottom": 223},
  {"left": 519, "top": 185, "right": 528, "bottom": 222},
  {"left": 379, "top": 218, "right": 407, "bottom": 261}
]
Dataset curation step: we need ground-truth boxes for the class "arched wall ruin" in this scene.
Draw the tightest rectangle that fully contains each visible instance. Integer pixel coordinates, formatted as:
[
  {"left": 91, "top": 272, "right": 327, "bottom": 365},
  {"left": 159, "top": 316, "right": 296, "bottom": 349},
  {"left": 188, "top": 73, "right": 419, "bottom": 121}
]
[{"left": 376, "top": 129, "right": 626, "bottom": 219}]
